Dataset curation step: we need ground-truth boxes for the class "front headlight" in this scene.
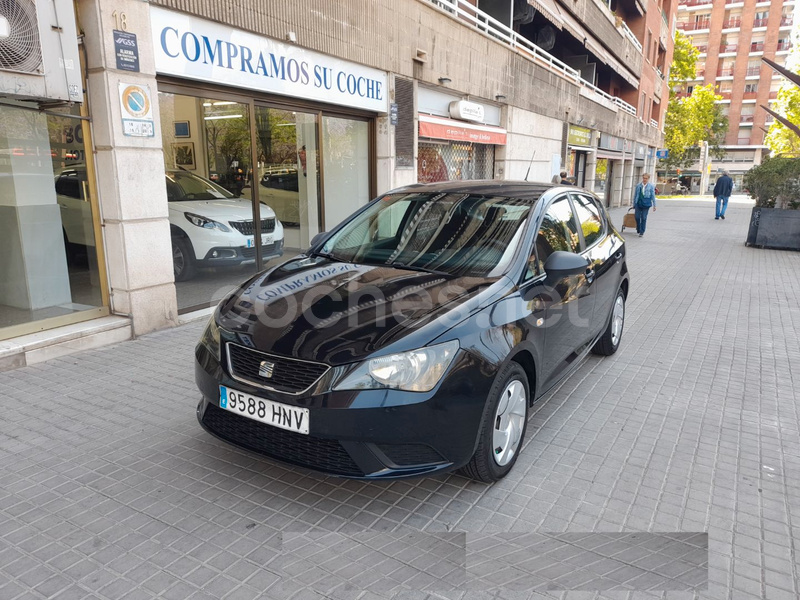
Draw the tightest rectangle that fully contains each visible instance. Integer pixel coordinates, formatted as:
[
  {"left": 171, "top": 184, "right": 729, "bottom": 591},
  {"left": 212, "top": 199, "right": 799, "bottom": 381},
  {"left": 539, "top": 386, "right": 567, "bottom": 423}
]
[
  {"left": 184, "top": 212, "right": 230, "bottom": 232},
  {"left": 199, "top": 317, "right": 221, "bottom": 361},
  {"left": 333, "top": 340, "right": 459, "bottom": 393}
]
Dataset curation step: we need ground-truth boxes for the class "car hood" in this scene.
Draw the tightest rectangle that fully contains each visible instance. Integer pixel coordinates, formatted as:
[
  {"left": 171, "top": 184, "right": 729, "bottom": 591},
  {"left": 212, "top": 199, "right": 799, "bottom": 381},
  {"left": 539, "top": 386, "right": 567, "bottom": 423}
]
[
  {"left": 216, "top": 256, "right": 510, "bottom": 366},
  {"left": 169, "top": 199, "right": 276, "bottom": 222}
]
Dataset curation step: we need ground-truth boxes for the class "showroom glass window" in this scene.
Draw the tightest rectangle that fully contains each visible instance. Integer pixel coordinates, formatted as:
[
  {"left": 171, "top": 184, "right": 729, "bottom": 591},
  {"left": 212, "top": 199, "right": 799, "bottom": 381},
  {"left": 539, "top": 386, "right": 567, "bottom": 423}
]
[{"left": 0, "top": 104, "right": 106, "bottom": 339}]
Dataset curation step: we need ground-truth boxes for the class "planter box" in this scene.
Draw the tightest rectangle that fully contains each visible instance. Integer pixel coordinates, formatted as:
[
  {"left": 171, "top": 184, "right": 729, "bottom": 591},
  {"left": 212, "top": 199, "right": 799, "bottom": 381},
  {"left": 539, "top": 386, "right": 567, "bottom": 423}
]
[{"left": 746, "top": 207, "right": 800, "bottom": 250}]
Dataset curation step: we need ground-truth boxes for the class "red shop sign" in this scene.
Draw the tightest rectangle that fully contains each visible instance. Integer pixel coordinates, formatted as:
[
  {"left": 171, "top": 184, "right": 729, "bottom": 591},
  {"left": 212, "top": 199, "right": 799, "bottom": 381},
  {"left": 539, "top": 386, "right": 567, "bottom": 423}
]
[{"left": 419, "top": 115, "right": 507, "bottom": 145}]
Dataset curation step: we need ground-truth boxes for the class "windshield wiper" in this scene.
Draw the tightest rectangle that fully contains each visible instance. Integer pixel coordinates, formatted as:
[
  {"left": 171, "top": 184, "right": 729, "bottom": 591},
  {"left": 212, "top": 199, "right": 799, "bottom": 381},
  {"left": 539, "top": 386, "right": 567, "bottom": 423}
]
[
  {"left": 310, "top": 250, "right": 347, "bottom": 262},
  {"left": 389, "top": 261, "right": 451, "bottom": 277}
]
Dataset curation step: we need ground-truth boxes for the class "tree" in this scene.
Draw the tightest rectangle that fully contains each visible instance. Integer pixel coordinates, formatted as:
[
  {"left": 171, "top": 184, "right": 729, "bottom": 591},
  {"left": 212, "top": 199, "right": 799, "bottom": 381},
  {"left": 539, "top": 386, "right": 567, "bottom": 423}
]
[
  {"left": 668, "top": 31, "right": 698, "bottom": 93},
  {"left": 764, "top": 31, "right": 800, "bottom": 156},
  {"left": 659, "top": 32, "right": 729, "bottom": 171}
]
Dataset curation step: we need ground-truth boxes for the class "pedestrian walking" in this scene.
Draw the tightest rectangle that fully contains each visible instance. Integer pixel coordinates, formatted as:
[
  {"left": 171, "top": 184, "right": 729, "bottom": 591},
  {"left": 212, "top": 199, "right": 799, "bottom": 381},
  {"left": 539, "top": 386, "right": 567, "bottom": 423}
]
[
  {"left": 713, "top": 170, "right": 733, "bottom": 220},
  {"left": 632, "top": 173, "right": 657, "bottom": 237}
]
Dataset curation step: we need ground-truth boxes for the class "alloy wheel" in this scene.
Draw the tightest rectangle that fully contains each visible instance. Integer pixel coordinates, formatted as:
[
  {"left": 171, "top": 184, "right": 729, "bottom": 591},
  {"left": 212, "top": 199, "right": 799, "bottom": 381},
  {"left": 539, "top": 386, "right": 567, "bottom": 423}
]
[{"left": 173, "top": 244, "right": 185, "bottom": 277}]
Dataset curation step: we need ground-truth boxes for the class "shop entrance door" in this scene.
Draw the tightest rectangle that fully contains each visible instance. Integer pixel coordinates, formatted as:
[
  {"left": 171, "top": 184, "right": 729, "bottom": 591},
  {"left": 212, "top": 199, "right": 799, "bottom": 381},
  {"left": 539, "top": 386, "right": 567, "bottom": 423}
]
[
  {"left": 253, "top": 106, "right": 320, "bottom": 249},
  {"left": 321, "top": 116, "right": 370, "bottom": 231}
]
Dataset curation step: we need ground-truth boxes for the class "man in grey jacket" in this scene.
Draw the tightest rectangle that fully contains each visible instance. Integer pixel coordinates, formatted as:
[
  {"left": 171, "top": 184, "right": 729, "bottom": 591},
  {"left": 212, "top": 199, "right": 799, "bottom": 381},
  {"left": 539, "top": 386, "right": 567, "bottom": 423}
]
[{"left": 713, "top": 171, "right": 734, "bottom": 220}]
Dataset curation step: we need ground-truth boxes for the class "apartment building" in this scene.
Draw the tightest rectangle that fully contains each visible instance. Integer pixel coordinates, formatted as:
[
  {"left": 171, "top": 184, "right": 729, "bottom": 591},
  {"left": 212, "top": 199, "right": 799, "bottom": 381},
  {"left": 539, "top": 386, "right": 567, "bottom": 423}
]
[
  {"left": 1, "top": 0, "right": 676, "bottom": 365},
  {"left": 676, "top": 0, "right": 796, "bottom": 188}
]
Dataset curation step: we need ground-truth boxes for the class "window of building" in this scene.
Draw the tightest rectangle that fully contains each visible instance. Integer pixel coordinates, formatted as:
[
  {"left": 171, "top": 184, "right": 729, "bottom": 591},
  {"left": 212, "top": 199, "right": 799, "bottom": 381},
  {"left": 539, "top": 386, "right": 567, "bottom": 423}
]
[
  {"left": 0, "top": 105, "right": 108, "bottom": 338},
  {"left": 744, "top": 83, "right": 759, "bottom": 94}
]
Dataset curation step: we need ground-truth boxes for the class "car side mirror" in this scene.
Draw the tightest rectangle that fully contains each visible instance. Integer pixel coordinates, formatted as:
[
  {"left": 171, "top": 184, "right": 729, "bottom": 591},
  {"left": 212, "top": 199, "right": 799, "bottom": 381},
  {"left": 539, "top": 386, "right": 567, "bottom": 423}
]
[
  {"left": 310, "top": 232, "right": 327, "bottom": 247},
  {"left": 543, "top": 251, "right": 589, "bottom": 281}
]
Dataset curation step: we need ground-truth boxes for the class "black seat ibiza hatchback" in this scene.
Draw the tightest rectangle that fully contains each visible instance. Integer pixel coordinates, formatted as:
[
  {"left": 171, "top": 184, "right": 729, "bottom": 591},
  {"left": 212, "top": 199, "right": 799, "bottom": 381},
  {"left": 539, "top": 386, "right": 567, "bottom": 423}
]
[{"left": 195, "top": 181, "right": 629, "bottom": 482}]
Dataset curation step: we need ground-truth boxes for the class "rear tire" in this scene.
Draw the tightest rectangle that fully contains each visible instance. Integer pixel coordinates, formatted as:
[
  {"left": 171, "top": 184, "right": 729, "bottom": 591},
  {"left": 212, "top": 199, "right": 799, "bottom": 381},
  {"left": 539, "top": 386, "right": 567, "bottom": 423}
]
[
  {"left": 460, "top": 362, "right": 529, "bottom": 483},
  {"left": 592, "top": 289, "right": 625, "bottom": 356},
  {"left": 172, "top": 235, "right": 197, "bottom": 282}
]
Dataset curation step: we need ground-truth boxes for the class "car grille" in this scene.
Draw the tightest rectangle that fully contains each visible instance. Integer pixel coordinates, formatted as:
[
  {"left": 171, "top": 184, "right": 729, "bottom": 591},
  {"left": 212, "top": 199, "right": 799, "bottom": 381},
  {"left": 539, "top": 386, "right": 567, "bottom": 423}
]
[
  {"left": 377, "top": 443, "right": 446, "bottom": 466},
  {"left": 240, "top": 242, "right": 277, "bottom": 259},
  {"left": 202, "top": 404, "right": 364, "bottom": 476},
  {"left": 229, "top": 218, "right": 276, "bottom": 236},
  {"left": 227, "top": 343, "right": 329, "bottom": 394}
]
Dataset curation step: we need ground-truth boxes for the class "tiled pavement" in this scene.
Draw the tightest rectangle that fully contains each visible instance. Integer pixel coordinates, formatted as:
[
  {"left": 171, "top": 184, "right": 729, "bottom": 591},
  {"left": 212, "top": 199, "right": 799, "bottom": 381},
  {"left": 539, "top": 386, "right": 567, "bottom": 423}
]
[{"left": 0, "top": 196, "right": 798, "bottom": 599}]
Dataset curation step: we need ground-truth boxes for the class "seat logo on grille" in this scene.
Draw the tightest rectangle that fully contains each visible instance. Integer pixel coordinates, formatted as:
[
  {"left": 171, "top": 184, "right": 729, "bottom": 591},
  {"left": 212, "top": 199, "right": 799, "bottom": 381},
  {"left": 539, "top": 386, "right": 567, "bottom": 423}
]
[{"left": 258, "top": 360, "right": 276, "bottom": 378}]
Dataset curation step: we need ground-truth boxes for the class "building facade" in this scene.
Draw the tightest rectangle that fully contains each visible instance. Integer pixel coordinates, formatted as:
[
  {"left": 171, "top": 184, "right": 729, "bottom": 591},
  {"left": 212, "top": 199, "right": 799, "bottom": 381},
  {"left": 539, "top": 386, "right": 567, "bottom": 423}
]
[
  {"left": 676, "top": 0, "right": 796, "bottom": 189},
  {"left": 0, "top": 0, "right": 676, "bottom": 365}
]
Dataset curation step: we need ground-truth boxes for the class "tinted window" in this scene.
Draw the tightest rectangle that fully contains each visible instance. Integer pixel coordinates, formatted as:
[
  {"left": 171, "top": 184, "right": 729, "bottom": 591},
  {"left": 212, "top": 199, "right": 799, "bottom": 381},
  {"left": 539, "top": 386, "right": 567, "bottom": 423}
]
[
  {"left": 531, "top": 197, "right": 581, "bottom": 275},
  {"left": 571, "top": 193, "right": 605, "bottom": 247},
  {"left": 323, "top": 193, "right": 531, "bottom": 278},
  {"left": 55, "top": 172, "right": 83, "bottom": 199}
]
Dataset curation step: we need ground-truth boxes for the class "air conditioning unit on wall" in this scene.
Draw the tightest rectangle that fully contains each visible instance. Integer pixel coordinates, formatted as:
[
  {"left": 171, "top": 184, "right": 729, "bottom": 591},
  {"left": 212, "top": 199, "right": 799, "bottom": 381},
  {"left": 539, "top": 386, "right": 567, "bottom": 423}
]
[{"left": 0, "top": 0, "right": 83, "bottom": 104}]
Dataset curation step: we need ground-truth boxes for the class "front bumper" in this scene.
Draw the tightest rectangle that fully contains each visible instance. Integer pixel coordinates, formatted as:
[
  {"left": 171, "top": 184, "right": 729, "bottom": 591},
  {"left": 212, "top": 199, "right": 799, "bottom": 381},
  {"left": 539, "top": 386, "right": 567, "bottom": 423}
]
[
  {"left": 194, "top": 342, "right": 496, "bottom": 479},
  {"left": 198, "top": 240, "right": 284, "bottom": 267}
]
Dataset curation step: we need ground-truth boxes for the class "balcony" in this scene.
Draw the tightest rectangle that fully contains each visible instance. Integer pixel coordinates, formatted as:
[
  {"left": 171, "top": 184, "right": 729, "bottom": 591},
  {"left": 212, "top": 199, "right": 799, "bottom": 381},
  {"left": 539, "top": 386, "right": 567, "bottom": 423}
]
[
  {"left": 769, "top": 91, "right": 779, "bottom": 99},
  {"left": 740, "top": 115, "right": 755, "bottom": 123},
  {"left": 743, "top": 91, "right": 759, "bottom": 99},
  {"left": 725, "top": 0, "right": 742, "bottom": 4},
  {"left": 678, "top": 0, "right": 712, "bottom": 6},
  {"left": 678, "top": 21, "right": 711, "bottom": 31},
  {"left": 696, "top": 69, "right": 706, "bottom": 78},
  {"left": 694, "top": 44, "right": 708, "bottom": 53},
  {"left": 419, "top": 0, "right": 639, "bottom": 116},
  {"left": 722, "top": 18, "right": 742, "bottom": 29},
  {"left": 750, "top": 42, "right": 765, "bottom": 52},
  {"left": 719, "top": 44, "right": 738, "bottom": 53},
  {"left": 753, "top": 18, "right": 769, "bottom": 28},
  {"left": 717, "top": 68, "right": 735, "bottom": 77},
  {"left": 745, "top": 67, "right": 761, "bottom": 77},
  {"left": 737, "top": 138, "right": 751, "bottom": 145},
  {"left": 781, "top": 16, "right": 793, "bottom": 26},
  {"left": 777, "top": 42, "right": 791, "bottom": 51}
]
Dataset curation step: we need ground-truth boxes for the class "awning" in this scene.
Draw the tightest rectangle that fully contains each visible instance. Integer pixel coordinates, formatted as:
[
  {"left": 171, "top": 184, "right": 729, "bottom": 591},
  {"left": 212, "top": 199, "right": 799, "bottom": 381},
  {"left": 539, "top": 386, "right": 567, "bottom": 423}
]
[
  {"left": 596, "top": 150, "right": 624, "bottom": 160},
  {"left": 419, "top": 114, "right": 507, "bottom": 145},
  {"left": 527, "top": 0, "right": 563, "bottom": 30},
  {"left": 569, "top": 145, "right": 595, "bottom": 152},
  {"left": 556, "top": 8, "right": 640, "bottom": 88}
]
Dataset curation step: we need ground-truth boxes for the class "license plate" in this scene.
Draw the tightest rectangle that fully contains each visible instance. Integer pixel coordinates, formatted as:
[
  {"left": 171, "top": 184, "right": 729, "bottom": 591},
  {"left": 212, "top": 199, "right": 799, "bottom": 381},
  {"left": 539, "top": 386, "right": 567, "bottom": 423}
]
[
  {"left": 245, "top": 235, "right": 273, "bottom": 248},
  {"left": 220, "top": 386, "right": 309, "bottom": 434}
]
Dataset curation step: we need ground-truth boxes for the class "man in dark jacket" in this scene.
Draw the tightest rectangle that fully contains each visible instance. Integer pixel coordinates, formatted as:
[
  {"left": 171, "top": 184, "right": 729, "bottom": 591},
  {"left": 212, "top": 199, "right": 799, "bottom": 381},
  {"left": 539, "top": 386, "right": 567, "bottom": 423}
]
[{"left": 713, "top": 171, "right": 734, "bottom": 220}]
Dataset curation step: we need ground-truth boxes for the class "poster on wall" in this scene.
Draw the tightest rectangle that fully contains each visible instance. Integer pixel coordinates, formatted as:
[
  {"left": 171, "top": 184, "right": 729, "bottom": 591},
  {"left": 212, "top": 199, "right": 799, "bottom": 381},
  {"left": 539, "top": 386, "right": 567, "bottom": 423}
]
[{"left": 119, "top": 83, "right": 155, "bottom": 137}]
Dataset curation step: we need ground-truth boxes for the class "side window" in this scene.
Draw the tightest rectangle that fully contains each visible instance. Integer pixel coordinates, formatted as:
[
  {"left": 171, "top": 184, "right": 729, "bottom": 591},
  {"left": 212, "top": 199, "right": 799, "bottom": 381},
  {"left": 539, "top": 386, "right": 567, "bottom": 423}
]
[
  {"left": 571, "top": 193, "right": 606, "bottom": 247},
  {"left": 528, "top": 196, "right": 581, "bottom": 277}
]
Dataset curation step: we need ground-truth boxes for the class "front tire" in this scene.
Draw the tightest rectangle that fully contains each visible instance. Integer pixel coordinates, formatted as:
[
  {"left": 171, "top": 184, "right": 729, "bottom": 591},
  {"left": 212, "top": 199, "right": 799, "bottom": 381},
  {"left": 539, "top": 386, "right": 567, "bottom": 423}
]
[
  {"left": 592, "top": 289, "right": 625, "bottom": 356},
  {"left": 172, "top": 236, "right": 197, "bottom": 282},
  {"left": 460, "top": 362, "right": 529, "bottom": 483}
]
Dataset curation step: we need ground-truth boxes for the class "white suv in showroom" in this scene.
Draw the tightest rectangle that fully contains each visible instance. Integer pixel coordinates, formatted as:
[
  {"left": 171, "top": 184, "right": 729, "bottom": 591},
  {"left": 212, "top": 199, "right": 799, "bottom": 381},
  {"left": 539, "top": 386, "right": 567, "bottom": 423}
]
[
  {"left": 165, "top": 171, "right": 284, "bottom": 281},
  {"left": 57, "top": 168, "right": 284, "bottom": 281}
]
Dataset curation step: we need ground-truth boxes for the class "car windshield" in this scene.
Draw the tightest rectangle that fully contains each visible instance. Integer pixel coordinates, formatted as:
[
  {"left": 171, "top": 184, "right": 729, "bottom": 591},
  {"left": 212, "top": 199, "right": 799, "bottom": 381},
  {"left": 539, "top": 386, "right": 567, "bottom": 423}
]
[
  {"left": 166, "top": 171, "right": 234, "bottom": 201},
  {"left": 321, "top": 192, "right": 532, "bottom": 278}
]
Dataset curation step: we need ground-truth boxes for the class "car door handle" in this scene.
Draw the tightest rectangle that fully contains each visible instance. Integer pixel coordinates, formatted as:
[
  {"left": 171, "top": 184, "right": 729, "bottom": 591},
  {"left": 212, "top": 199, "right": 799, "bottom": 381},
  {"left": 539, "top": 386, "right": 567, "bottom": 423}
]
[{"left": 614, "top": 252, "right": 623, "bottom": 260}]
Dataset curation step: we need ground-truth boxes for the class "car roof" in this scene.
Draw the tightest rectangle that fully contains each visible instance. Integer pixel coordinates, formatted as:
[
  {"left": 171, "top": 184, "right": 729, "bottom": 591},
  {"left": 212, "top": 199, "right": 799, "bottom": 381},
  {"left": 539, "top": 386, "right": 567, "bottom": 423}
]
[{"left": 390, "top": 180, "right": 570, "bottom": 201}]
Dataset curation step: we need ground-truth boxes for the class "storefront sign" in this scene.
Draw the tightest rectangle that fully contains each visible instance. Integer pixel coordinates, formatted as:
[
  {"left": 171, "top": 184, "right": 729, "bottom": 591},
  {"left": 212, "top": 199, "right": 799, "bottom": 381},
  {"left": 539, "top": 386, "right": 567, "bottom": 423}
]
[
  {"left": 119, "top": 83, "right": 154, "bottom": 137},
  {"left": 114, "top": 30, "right": 140, "bottom": 72},
  {"left": 599, "top": 133, "right": 624, "bottom": 152},
  {"left": 150, "top": 7, "right": 387, "bottom": 113},
  {"left": 448, "top": 100, "right": 485, "bottom": 123},
  {"left": 567, "top": 125, "right": 591, "bottom": 147},
  {"left": 418, "top": 114, "right": 506, "bottom": 145}
]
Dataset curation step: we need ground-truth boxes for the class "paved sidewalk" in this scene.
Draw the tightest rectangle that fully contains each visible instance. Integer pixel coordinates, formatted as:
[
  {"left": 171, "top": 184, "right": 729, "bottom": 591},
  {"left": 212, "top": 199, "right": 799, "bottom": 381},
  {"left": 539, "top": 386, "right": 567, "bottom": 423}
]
[{"left": 0, "top": 198, "right": 798, "bottom": 600}]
